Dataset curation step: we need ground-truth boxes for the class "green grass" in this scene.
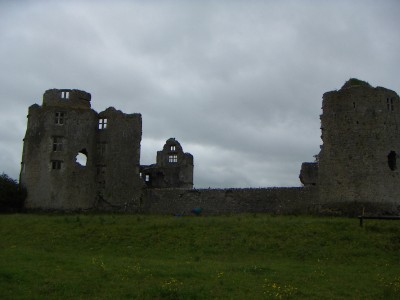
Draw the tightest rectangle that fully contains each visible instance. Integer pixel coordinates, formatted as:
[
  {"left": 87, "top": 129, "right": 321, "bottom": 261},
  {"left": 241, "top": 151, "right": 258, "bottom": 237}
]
[{"left": 0, "top": 214, "right": 399, "bottom": 299}]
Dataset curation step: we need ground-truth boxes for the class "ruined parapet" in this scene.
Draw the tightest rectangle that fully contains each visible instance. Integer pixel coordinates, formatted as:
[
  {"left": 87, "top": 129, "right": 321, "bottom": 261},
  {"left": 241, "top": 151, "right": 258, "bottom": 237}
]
[
  {"left": 141, "top": 138, "right": 194, "bottom": 189},
  {"left": 43, "top": 89, "right": 91, "bottom": 109},
  {"left": 317, "top": 79, "right": 400, "bottom": 204},
  {"left": 20, "top": 89, "right": 143, "bottom": 211}
]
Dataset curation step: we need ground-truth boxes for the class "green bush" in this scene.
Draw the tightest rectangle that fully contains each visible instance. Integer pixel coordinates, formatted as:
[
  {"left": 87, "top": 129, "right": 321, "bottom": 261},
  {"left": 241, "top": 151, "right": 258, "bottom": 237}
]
[
  {"left": 0, "top": 173, "right": 26, "bottom": 212},
  {"left": 342, "top": 78, "right": 372, "bottom": 89}
]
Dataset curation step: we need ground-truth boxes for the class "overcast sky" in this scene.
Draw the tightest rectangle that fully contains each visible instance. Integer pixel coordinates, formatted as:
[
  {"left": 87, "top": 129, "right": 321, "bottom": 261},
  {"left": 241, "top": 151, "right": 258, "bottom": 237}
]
[{"left": 1, "top": 0, "right": 399, "bottom": 188}]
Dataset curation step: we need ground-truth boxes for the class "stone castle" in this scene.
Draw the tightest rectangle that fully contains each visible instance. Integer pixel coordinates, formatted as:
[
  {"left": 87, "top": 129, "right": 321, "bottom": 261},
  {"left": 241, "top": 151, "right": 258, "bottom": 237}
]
[
  {"left": 20, "top": 89, "right": 193, "bottom": 211},
  {"left": 20, "top": 79, "right": 400, "bottom": 215}
]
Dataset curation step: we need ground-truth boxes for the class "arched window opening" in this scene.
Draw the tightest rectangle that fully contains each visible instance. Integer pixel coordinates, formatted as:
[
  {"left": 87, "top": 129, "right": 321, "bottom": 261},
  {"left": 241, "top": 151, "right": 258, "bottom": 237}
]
[
  {"left": 76, "top": 149, "right": 88, "bottom": 167},
  {"left": 388, "top": 151, "right": 397, "bottom": 171}
]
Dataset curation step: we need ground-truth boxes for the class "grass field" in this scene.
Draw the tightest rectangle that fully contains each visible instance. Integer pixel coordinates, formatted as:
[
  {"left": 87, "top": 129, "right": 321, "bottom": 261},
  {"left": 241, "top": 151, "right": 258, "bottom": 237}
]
[{"left": 0, "top": 214, "right": 399, "bottom": 299}]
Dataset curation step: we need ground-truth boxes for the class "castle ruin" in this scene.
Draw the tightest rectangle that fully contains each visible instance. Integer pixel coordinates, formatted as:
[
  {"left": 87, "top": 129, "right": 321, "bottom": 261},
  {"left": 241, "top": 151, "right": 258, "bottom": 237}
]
[
  {"left": 20, "top": 89, "right": 193, "bottom": 211},
  {"left": 20, "top": 79, "right": 400, "bottom": 215},
  {"left": 300, "top": 78, "right": 400, "bottom": 214},
  {"left": 318, "top": 79, "right": 400, "bottom": 204},
  {"left": 140, "top": 138, "right": 193, "bottom": 189}
]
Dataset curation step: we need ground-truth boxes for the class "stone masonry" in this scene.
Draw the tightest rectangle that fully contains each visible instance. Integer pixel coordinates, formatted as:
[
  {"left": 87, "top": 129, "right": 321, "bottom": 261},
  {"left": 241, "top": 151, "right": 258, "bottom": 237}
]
[
  {"left": 140, "top": 138, "right": 194, "bottom": 189},
  {"left": 317, "top": 79, "right": 400, "bottom": 206},
  {"left": 20, "top": 80, "right": 400, "bottom": 215},
  {"left": 20, "top": 89, "right": 143, "bottom": 210}
]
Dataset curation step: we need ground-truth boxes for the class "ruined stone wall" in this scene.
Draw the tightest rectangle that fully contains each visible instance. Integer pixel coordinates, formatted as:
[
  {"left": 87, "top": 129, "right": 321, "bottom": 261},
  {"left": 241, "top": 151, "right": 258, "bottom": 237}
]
[
  {"left": 318, "top": 81, "right": 400, "bottom": 205},
  {"left": 140, "top": 187, "right": 318, "bottom": 215},
  {"left": 43, "top": 89, "right": 91, "bottom": 109},
  {"left": 21, "top": 81, "right": 400, "bottom": 215},
  {"left": 21, "top": 89, "right": 143, "bottom": 211},
  {"left": 299, "top": 162, "right": 318, "bottom": 186},
  {"left": 21, "top": 90, "right": 98, "bottom": 209},
  {"left": 139, "top": 186, "right": 399, "bottom": 216},
  {"left": 95, "top": 107, "right": 143, "bottom": 210},
  {"left": 141, "top": 138, "right": 193, "bottom": 189}
]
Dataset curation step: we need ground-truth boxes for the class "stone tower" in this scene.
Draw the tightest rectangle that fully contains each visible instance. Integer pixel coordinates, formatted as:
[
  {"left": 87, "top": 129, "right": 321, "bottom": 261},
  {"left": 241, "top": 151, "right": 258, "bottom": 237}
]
[
  {"left": 20, "top": 89, "right": 143, "bottom": 210},
  {"left": 140, "top": 138, "right": 194, "bottom": 188},
  {"left": 318, "top": 79, "right": 400, "bottom": 205}
]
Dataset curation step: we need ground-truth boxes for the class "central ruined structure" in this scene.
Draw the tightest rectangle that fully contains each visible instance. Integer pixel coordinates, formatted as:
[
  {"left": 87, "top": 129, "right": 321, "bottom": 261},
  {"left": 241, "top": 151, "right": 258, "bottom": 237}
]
[{"left": 20, "top": 79, "right": 400, "bottom": 215}]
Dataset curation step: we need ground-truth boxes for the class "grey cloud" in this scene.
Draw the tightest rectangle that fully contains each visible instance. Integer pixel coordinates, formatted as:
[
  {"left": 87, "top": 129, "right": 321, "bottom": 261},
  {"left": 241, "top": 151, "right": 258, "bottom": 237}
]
[{"left": 0, "top": 0, "right": 399, "bottom": 188}]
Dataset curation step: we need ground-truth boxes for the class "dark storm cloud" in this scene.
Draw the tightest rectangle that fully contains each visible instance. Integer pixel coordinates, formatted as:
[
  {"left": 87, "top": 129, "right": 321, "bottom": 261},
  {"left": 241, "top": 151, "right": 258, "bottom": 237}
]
[{"left": 1, "top": 0, "right": 399, "bottom": 187}]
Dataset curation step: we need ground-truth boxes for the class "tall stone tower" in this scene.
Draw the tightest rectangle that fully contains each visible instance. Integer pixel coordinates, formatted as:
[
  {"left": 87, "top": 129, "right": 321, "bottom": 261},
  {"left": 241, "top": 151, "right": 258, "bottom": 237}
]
[
  {"left": 20, "top": 89, "right": 143, "bottom": 210},
  {"left": 318, "top": 79, "right": 400, "bottom": 205}
]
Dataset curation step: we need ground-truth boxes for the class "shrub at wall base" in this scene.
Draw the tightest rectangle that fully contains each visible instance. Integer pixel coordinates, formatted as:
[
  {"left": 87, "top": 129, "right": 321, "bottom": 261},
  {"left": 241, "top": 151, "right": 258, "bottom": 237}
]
[{"left": 0, "top": 173, "right": 26, "bottom": 212}]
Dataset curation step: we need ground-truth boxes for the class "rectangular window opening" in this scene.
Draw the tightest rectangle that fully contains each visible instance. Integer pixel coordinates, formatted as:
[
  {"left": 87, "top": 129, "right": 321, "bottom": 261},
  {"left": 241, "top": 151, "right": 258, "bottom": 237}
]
[
  {"left": 387, "top": 98, "right": 394, "bottom": 111},
  {"left": 98, "top": 118, "right": 108, "bottom": 129},
  {"left": 145, "top": 174, "right": 150, "bottom": 182},
  {"left": 51, "top": 160, "right": 62, "bottom": 170},
  {"left": 171, "top": 145, "right": 176, "bottom": 151},
  {"left": 55, "top": 112, "right": 65, "bottom": 125},
  {"left": 61, "top": 91, "right": 69, "bottom": 99},
  {"left": 168, "top": 155, "right": 178, "bottom": 163},
  {"left": 97, "top": 142, "right": 107, "bottom": 156},
  {"left": 52, "top": 136, "right": 63, "bottom": 152}
]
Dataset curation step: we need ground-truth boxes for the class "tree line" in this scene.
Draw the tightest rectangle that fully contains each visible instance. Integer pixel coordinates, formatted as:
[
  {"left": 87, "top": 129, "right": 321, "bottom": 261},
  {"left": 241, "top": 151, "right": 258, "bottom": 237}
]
[{"left": 0, "top": 173, "right": 26, "bottom": 212}]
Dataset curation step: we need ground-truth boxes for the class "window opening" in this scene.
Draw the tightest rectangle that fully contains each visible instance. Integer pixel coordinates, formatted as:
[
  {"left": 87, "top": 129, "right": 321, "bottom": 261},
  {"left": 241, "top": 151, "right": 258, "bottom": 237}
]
[
  {"left": 387, "top": 98, "right": 394, "bottom": 111},
  {"left": 171, "top": 145, "right": 176, "bottom": 151},
  {"left": 97, "top": 142, "right": 107, "bottom": 156},
  {"left": 353, "top": 102, "right": 356, "bottom": 109},
  {"left": 388, "top": 151, "right": 397, "bottom": 171},
  {"left": 61, "top": 91, "right": 69, "bottom": 99},
  {"left": 55, "top": 112, "right": 65, "bottom": 125},
  {"left": 52, "top": 137, "right": 63, "bottom": 151},
  {"left": 51, "top": 160, "right": 62, "bottom": 170},
  {"left": 98, "top": 118, "right": 107, "bottom": 129},
  {"left": 76, "top": 149, "right": 88, "bottom": 167},
  {"left": 169, "top": 155, "right": 178, "bottom": 163},
  {"left": 145, "top": 174, "right": 150, "bottom": 182}
]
